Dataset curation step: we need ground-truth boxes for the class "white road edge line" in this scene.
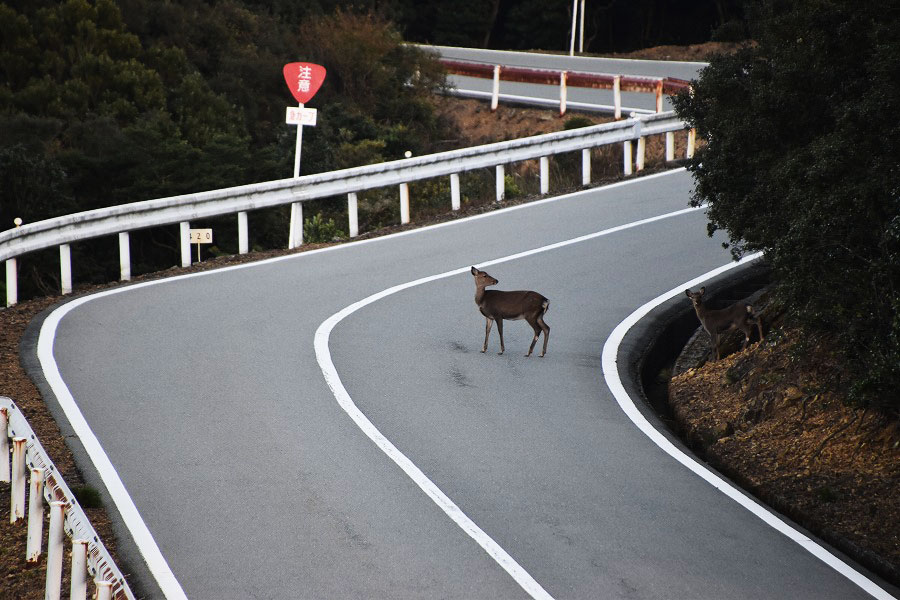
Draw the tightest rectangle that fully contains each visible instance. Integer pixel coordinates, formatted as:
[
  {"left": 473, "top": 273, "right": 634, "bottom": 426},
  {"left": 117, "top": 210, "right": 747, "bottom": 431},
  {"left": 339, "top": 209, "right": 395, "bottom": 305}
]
[
  {"left": 601, "top": 255, "right": 897, "bottom": 600},
  {"left": 37, "top": 299, "right": 189, "bottom": 600},
  {"left": 33, "top": 168, "right": 687, "bottom": 599},
  {"left": 314, "top": 205, "right": 706, "bottom": 600}
]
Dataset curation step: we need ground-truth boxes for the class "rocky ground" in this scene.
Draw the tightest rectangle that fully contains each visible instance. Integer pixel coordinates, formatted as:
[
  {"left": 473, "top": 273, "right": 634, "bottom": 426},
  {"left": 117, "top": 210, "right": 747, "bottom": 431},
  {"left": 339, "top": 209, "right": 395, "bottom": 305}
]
[{"left": 3, "top": 41, "right": 897, "bottom": 597}]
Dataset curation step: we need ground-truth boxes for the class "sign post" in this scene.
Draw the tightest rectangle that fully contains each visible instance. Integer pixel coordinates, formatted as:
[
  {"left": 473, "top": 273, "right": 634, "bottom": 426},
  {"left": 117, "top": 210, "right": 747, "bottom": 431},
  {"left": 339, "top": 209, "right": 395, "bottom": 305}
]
[
  {"left": 189, "top": 228, "right": 213, "bottom": 263},
  {"left": 282, "top": 62, "right": 326, "bottom": 178},
  {"left": 282, "top": 62, "right": 326, "bottom": 248}
]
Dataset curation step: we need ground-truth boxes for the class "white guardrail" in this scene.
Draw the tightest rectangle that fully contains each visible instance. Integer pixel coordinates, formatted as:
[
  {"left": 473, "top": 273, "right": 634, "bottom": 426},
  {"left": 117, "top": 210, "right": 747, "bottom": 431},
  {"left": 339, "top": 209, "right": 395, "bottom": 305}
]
[
  {"left": 2, "top": 398, "right": 134, "bottom": 600},
  {"left": 0, "top": 111, "right": 694, "bottom": 307}
]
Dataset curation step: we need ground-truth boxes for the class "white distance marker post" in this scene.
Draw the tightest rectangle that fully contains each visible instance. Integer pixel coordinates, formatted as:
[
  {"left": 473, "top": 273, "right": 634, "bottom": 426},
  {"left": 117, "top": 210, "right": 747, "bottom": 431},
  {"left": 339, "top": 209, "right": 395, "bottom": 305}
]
[{"left": 188, "top": 229, "right": 213, "bottom": 263}]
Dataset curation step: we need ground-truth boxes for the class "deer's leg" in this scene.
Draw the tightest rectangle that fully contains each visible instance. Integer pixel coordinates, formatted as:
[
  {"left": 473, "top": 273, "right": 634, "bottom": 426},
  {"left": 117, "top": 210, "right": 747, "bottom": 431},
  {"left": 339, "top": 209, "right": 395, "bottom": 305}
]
[
  {"left": 538, "top": 315, "right": 550, "bottom": 357},
  {"left": 710, "top": 332, "right": 720, "bottom": 360},
  {"left": 496, "top": 319, "right": 505, "bottom": 355},
  {"left": 526, "top": 318, "right": 540, "bottom": 357},
  {"left": 482, "top": 318, "right": 493, "bottom": 353}
]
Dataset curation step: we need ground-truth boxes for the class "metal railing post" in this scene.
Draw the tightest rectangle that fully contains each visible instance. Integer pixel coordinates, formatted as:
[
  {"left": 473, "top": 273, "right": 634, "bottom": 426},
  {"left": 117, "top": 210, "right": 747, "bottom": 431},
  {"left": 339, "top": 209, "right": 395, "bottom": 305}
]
[
  {"left": 491, "top": 65, "right": 500, "bottom": 111},
  {"left": 399, "top": 183, "right": 410, "bottom": 225},
  {"left": 6, "top": 258, "right": 17, "bottom": 307},
  {"left": 540, "top": 157, "right": 550, "bottom": 195},
  {"left": 613, "top": 75, "right": 622, "bottom": 120},
  {"left": 687, "top": 128, "right": 696, "bottom": 158},
  {"left": 11, "top": 437, "right": 26, "bottom": 522},
  {"left": 450, "top": 174, "right": 461, "bottom": 211},
  {"left": 623, "top": 140, "right": 633, "bottom": 176},
  {"left": 71, "top": 539, "right": 89, "bottom": 600},
  {"left": 559, "top": 71, "right": 567, "bottom": 117},
  {"left": 0, "top": 407, "right": 9, "bottom": 483},
  {"left": 347, "top": 193, "right": 359, "bottom": 238},
  {"left": 582, "top": 149, "right": 591, "bottom": 186},
  {"left": 26, "top": 468, "right": 44, "bottom": 562},
  {"left": 60, "top": 244, "right": 72, "bottom": 295},
  {"left": 179, "top": 222, "right": 191, "bottom": 267},
  {"left": 238, "top": 212, "right": 249, "bottom": 254},
  {"left": 636, "top": 137, "right": 646, "bottom": 171},
  {"left": 119, "top": 232, "right": 131, "bottom": 281},
  {"left": 45, "top": 501, "right": 67, "bottom": 600},
  {"left": 495, "top": 165, "right": 505, "bottom": 202},
  {"left": 288, "top": 202, "right": 303, "bottom": 248},
  {"left": 95, "top": 581, "right": 113, "bottom": 600},
  {"left": 666, "top": 131, "right": 675, "bottom": 162}
]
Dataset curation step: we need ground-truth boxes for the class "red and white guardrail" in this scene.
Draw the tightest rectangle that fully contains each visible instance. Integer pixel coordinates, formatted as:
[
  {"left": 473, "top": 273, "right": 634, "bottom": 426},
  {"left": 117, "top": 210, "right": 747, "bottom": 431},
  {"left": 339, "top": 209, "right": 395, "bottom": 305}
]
[{"left": 440, "top": 58, "right": 692, "bottom": 117}]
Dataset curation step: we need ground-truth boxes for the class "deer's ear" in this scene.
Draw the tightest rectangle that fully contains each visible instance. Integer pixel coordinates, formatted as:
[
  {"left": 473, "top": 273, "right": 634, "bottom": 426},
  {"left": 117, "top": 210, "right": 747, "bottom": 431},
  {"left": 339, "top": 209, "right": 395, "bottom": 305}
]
[
  {"left": 471, "top": 266, "right": 478, "bottom": 275},
  {"left": 699, "top": 286, "right": 706, "bottom": 295},
  {"left": 685, "top": 289, "right": 691, "bottom": 297}
]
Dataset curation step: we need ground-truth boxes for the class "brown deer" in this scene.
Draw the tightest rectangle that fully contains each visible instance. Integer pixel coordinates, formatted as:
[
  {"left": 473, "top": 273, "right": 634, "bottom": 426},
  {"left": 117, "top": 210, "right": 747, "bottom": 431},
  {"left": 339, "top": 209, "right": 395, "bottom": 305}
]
[
  {"left": 471, "top": 266, "right": 550, "bottom": 357},
  {"left": 685, "top": 287, "right": 764, "bottom": 360}
]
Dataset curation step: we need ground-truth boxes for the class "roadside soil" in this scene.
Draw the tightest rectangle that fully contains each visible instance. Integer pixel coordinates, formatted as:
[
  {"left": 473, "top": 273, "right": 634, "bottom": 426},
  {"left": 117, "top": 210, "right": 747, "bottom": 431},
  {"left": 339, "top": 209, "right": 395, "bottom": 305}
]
[
  {"left": 4, "top": 41, "right": 896, "bottom": 597},
  {"left": 670, "top": 296, "right": 900, "bottom": 586}
]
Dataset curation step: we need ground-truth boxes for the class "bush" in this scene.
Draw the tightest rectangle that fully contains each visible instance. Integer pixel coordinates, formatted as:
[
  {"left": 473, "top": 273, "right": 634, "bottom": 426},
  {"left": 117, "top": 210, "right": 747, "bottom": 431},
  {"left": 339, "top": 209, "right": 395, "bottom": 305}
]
[
  {"left": 673, "top": 0, "right": 900, "bottom": 410},
  {"left": 304, "top": 213, "right": 344, "bottom": 243}
]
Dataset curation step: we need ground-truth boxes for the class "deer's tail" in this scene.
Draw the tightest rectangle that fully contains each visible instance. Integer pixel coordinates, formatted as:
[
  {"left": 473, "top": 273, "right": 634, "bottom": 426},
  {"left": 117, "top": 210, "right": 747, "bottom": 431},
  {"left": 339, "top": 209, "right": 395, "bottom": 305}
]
[{"left": 542, "top": 299, "right": 550, "bottom": 316}]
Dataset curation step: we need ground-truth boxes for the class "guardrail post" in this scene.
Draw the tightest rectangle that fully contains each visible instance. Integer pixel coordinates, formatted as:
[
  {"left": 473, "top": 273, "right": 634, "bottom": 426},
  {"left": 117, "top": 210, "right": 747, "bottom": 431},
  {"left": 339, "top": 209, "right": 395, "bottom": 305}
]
[
  {"left": 687, "top": 128, "right": 696, "bottom": 158},
  {"left": 636, "top": 137, "right": 646, "bottom": 171},
  {"left": 238, "top": 212, "right": 249, "bottom": 254},
  {"left": 623, "top": 140, "right": 633, "bottom": 176},
  {"left": 60, "top": 244, "right": 72, "bottom": 295},
  {"left": 347, "top": 193, "right": 359, "bottom": 238},
  {"left": 46, "top": 501, "right": 67, "bottom": 600},
  {"left": 1, "top": 407, "right": 9, "bottom": 483},
  {"left": 540, "top": 157, "right": 550, "bottom": 195},
  {"left": 11, "top": 437, "right": 26, "bottom": 522},
  {"left": 179, "top": 222, "right": 191, "bottom": 267},
  {"left": 26, "top": 468, "right": 44, "bottom": 562},
  {"left": 613, "top": 75, "right": 622, "bottom": 120},
  {"left": 491, "top": 65, "right": 500, "bottom": 111},
  {"left": 582, "top": 149, "right": 591, "bottom": 186},
  {"left": 666, "top": 132, "right": 675, "bottom": 162},
  {"left": 118, "top": 232, "right": 131, "bottom": 281},
  {"left": 95, "top": 580, "right": 113, "bottom": 600},
  {"left": 655, "top": 80, "right": 664, "bottom": 113},
  {"left": 6, "top": 258, "right": 17, "bottom": 307},
  {"left": 450, "top": 174, "right": 460, "bottom": 211},
  {"left": 495, "top": 165, "right": 505, "bottom": 202},
  {"left": 288, "top": 202, "right": 303, "bottom": 248},
  {"left": 559, "top": 71, "right": 567, "bottom": 117},
  {"left": 399, "top": 183, "right": 410, "bottom": 225},
  {"left": 71, "top": 539, "right": 88, "bottom": 600}
]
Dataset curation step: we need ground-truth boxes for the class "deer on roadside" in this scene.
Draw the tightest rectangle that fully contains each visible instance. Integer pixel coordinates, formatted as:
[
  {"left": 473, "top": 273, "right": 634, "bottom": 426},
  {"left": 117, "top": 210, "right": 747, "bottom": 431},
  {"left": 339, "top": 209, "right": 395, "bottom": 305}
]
[
  {"left": 471, "top": 266, "right": 550, "bottom": 357},
  {"left": 685, "top": 287, "right": 764, "bottom": 361}
]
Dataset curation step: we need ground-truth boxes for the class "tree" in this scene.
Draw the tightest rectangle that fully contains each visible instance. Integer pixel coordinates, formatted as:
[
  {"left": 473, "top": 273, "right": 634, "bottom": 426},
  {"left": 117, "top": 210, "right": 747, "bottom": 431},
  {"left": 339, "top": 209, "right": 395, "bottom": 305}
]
[{"left": 673, "top": 0, "right": 900, "bottom": 409}]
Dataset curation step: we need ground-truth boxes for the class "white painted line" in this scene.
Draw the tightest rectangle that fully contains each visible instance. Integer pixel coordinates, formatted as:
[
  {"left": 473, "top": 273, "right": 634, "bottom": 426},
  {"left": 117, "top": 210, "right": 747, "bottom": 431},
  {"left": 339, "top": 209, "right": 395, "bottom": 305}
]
[
  {"left": 601, "top": 255, "right": 898, "bottom": 600},
  {"left": 37, "top": 302, "right": 189, "bottom": 600},
  {"left": 314, "top": 205, "right": 705, "bottom": 600},
  {"left": 33, "top": 168, "right": 690, "bottom": 598}
]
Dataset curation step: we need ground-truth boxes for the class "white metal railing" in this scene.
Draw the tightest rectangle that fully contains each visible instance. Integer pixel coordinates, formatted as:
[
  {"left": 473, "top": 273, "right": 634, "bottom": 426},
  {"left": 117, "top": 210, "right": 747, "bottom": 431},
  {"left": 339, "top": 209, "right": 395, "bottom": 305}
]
[
  {"left": 2, "top": 397, "right": 134, "bottom": 600},
  {"left": 1, "top": 111, "right": 695, "bottom": 307}
]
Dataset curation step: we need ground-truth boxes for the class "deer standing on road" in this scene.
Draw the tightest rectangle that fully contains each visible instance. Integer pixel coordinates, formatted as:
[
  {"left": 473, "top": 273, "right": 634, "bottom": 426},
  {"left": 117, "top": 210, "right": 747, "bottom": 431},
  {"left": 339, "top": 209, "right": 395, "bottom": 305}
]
[
  {"left": 471, "top": 266, "right": 550, "bottom": 357},
  {"left": 685, "top": 287, "right": 764, "bottom": 360}
]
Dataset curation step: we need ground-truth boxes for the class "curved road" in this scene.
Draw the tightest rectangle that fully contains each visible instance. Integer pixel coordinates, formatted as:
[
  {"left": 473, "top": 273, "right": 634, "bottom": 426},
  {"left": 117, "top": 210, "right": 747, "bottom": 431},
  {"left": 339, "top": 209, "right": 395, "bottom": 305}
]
[
  {"left": 425, "top": 45, "right": 707, "bottom": 113},
  {"left": 24, "top": 51, "right": 897, "bottom": 600}
]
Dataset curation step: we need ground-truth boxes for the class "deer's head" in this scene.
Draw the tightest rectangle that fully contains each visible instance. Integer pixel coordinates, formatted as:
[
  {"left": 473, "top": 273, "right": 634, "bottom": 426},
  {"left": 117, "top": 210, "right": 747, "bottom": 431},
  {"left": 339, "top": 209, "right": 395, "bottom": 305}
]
[
  {"left": 685, "top": 287, "right": 706, "bottom": 308},
  {"left": 471, "top": 266, "right": 498, "bottom": 287}
]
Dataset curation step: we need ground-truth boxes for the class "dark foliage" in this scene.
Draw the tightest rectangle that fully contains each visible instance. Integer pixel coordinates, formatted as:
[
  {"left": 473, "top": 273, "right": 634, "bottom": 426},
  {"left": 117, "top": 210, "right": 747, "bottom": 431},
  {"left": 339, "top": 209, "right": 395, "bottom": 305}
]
[
  {"left": 0, "top": 1, "right": 450, "bottom": 294},
  {"left": 673, "top": 0, "right": 900, "bottom": 409}
]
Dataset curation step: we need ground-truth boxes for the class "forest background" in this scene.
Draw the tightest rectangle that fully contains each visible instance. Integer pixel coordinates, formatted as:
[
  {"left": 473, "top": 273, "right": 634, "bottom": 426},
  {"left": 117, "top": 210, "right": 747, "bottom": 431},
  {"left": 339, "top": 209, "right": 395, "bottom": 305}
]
[{"left": 0, "top": 0, "right": 744, "bottom": 299}]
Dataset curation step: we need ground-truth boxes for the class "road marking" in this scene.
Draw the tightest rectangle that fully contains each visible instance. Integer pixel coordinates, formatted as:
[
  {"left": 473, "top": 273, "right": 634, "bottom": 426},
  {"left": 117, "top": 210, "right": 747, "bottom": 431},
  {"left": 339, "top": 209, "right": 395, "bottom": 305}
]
[
  {"left": 601, "top": 255, "right": 897, "bottom": 600},
  {"left": 314, "top": 205, "right": 704, "bottom": 600},
  {"left": 33, "top": 169, "right": 690, "bottom": 599},
  {"left": 37, "top": 300, "right": 189, "bottom": 600}
]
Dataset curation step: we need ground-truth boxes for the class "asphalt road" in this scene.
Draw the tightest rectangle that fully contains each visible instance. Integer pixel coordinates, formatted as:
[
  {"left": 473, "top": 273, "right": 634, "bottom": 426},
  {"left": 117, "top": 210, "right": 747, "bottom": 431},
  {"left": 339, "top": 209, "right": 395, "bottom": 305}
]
[
  {"left": 28, "top": 167, "right": 896, "bottom": 600},
  {"left": 425, "top": 45, "right": 707, "bottom": 113}
]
